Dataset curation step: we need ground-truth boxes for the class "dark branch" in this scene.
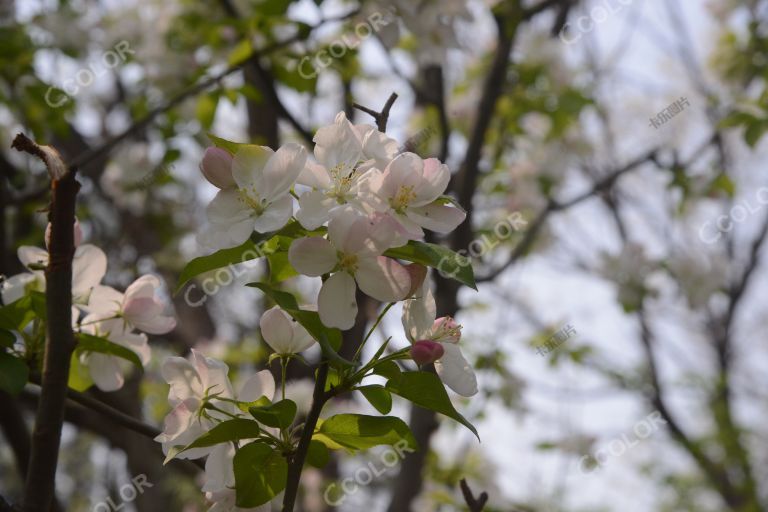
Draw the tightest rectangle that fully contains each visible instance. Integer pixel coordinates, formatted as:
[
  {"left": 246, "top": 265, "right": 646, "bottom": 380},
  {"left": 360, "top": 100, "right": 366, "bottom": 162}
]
[
  {"left": 459, "top": 478, "right": 488, "bottom": 512},
  {"left": 353, "top": 92, "right": 399, "bottom": 132}
]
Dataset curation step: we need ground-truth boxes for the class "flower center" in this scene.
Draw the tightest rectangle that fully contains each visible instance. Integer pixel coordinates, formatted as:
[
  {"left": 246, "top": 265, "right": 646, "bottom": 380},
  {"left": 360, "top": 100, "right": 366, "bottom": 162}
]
[
  {"left": 328, "top": 164, "right": 357, "bottom": 204},
  {"left": 238, "top": 188, "right": 266, "bottom": 215},
  {"left": 338, "top": 252, "right": 359, "bottom": 274},
  {"left": 391, "top": 185, "right": 417, "bottom": 212}
]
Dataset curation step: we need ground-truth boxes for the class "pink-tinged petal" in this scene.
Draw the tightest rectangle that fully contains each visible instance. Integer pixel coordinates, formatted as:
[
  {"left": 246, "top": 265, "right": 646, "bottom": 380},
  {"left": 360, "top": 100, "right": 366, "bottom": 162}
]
[
  {"left": 161, "top": 356, "right": 203, "bottom": 404},
  {"left": 410, "top": 340, "right": 445, "bottom": 365},
  {"left": 203, "top": 444, "right": 236, "bottom": 492},
  {"left": 404, "top": 263, "right": 428, "bottom": 298},
  {"left": 392, "top": 212, "right": 425, "bottom": 240},
  {"left": 85, "top": 285, "right": 124, "bottom": 316},
  {"left": 431, "top": 316, "right": 462, "bottom": 344},
  {"left": 288, "top": 237, "right": 337, "bottom": 277},
  {"left": 381, "top": 153, "right": 423, "bottom": 196},
  {"left": 402, "top": 286, "right": 436, "bottom": 342},
  {"left": 327, "top": 210, "right": 379, "bottom": 255},
  {"left": 260, "top": 306, "right": 295, "bottom": 354},
  {"left": 318, "top": 272, "right": 358, "bottom": 330},
  {"left": 155, "top": 399, "right": 195, "bottom": 442},
  {"left": 232, "top": 145, "right": 274, "bottom": 190},
  {"left": 252, "top": 195, "right": 292, "bottom": 234},
  {"left": 239, "top": 369, "right": 276, "bottom": 402},
  {"left": 355, "top": 256, "right": 411, "bottom": 302},
  {"left": 360, "top": 125, "right": 398, "bottom": 163},
  {"left": 127, "top": 301, "right": 176, "bottom": 334},
  {"left": 18, "top": 246, "right": 48, "bottom": 269},
  {"left": 200, "top": 147, "right": 235, "bottom": 189},
  {"left": 297, "top": 161, "right": 332, "bottom": 189},
  {"left": 313, "top": 112, "right": 363, "bottom": 170},
  {"left": 414, "top": 158, "right": 451, "bottom": 204},
  {"left": 72, "top": 245, "right": 108, "bottom": 300},
  {"left": 296, "top": 190, "right": 335, "bottom": 230},
  {"left": 406, "top": 203, "right": 466, "bottom": 234},
  {"left": 435, "top": 343, "right": 477, "bottom": 397},
  {"left": 192, "top": 350, "right": 234, "bottom": 400},
  {"left": 261, "top": 143, "right": 307, "bottom": 198},
  {"left": 88, "top": 353, "right": 125, "bottom": 392},
  {"left": 289, "top": 322, "right": 315, "bottom": 353},
  {"left": 125, "top": 274, "right": 162, "bottom": 301},
  {"left": 206, "top": 188, "right": 252, "bottom": 224}
]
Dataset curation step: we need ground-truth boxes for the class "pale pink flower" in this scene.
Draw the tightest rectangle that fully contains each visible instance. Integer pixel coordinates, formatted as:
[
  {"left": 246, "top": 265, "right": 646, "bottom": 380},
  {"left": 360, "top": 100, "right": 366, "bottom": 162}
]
[
  {"left": 200, "top": 146, "right": 236, "bottom": 189},
  {"left": 87, "top": 275, "right": 176, "bottom": 334},
  {"left": 259, "top": 306, "right": 315, "bottom": 354}
]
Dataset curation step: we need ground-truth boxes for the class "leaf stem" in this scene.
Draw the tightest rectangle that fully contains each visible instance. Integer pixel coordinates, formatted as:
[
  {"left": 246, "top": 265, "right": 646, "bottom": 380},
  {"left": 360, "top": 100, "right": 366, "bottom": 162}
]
[{"left": 353, "top": 302, "right": 394, "bottom": 362}]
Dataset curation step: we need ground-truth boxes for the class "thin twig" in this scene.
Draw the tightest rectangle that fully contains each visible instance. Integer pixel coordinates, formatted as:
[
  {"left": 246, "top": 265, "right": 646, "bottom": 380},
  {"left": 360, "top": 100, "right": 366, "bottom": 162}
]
[
  {"left": 353, "top": 92, "right": 399, "bottom": 132},
  {"left": 459, "top": 478, "right": 488, "bottom": 512}
]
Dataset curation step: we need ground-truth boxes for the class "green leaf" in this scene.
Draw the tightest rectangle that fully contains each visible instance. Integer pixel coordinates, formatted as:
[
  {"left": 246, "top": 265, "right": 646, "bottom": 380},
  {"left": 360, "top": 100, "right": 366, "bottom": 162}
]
[
  {"left": 267, "top": 251, "right": 299, "bottom": 284},
  {"left": 306, "top": 439, "right": 330, "bottom": 468},
  {"left": 207, "top": 133, "right": 250, "bottom": 155},
  {"left": 246, "top": 283, "right": 354, "bottom": 368},
  {"left": 181, "top": 418, "right": 261, "bottom": 452},
  {"left": 314, "top": 414, "right": 416, "bottom": 451},
  {"left": 233, "top": 442, "right": 288, "bottom": 507},
  {"left": 0, "top": 329, "right": 15, "bottom": 348},
  {"left": 258, "top": 0, "right": 293, "bottom": 16},
  {"left": 227, "top": 39, "right": 253, "bottom": 67},
  {"left": 384, "top": 241, "right": 476, "bottom": 290},
  {"left": 386, "top": 371, "right": 479, "bottom": 440},
  {"left": 249, "top": 399, "right": 297, "bottom": 429},
  {"left": 67, "top": 352, "right": 93, "bottom": 392},
  {"left": 0, "top": 351, "right": 29, "bottom": 395},
  {"left": 371, "top": 360, "right": 401, "bottom": 380},
  {"left": 358, "top": 385, "right": 392, "bottom": 414},
  {"left": 196, "top": 93, "right": 219, "bottom": 130},
  {"left": 0, "top": 296, "right": 36, "bottom": 331},
  {"left": 176, "top": 232, "right": 273, "bottom": 293},
  {"left": 75, "top": 333, "right": 143, "bottom": 371}
]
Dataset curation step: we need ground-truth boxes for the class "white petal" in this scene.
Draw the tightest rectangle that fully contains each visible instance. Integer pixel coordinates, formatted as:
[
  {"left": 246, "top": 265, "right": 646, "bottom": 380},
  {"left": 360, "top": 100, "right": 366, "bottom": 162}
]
[
  {"left": 85, "top": 285, "right": 124, "bottom": 316},
  {"left": 1, "top": 273, "right": 39, "bottom": 304},
  {"left": 192, "top": 350, "right": 234, "bottom": 399},
  {"left": 402, "top": 287, "right": 436, "bottom": 342},
  {"left": 288, "top": 237, "right": 337, "bottom": 277},
  {"left": 203, "top": 444, "right": 235, "bottom": 492},
  {"left": 355, "top": 256, "right": 411, "bottom": 302},
  {"left": 72, "top": 245, "right": 108, "bottom": 299},
  {"left": 252, "top": 194, "right": 293, "bottom": 234},
  {"left": 406, "top": 203, "right": 466, "bottom": 234},
  {"left": 297, "top": 161, "right": 332, "bottom": 189},
  {"left": 239, "top": 369, "right": 276, "bottom": 402},
  {"left": 435, "top": 343, "right": 477, "bottom": 397},
  {"left": 413, "top": 158, "right": 451, "bottom": 204},
  {"left": 125, "top": 274, "right": 161, "bottom": 301},
  {"left": 260, "top": 306, "right": 295, "bottom": 354},
  {"left": 261, "top": 143, "right": 307, "bottom": 198},
  {"left": 206, "top": 188, "right": 251, "bottom": 224},
  {"left": 380, "top": 153, "right": 423, "bottom": 198},
  {"left": 88, "top": 353, "right": 125, "bottom": 392},
  {"left": 318, "top": 272, "right": 358, "bottom": 330},
  {"left": 161, "top": 357, "right": 203, "bottom": 404},
  {"left": 232, "top": 145, "right": 274, "bottom": 190},
  {"left": 18, "top": 246, "right": 48, "bottom": 269},
  {"left": 296, "top": 190, "right": 335, "bottom": 230},
  {"left": 314, "top": 112, "right": 362, "bottom": 171}
]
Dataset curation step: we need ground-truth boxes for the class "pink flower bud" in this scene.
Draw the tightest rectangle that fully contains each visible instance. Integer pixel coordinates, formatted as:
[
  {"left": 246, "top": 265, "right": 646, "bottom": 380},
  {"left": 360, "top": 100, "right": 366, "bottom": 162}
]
[
  {"left": 410, "top": 340, "right": 445, "bottom": 366},
  {"left": 200, "top": 147, "right": 235, "bottom": 189}
]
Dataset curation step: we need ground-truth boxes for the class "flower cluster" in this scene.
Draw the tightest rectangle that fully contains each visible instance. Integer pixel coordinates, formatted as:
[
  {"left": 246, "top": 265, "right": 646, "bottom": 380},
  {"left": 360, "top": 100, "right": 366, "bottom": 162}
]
[
  {"left": 1, "top": 221, "right": 176, "bottom": 391},
  {"left": 198, "top": 112, "right": 466, "bottom": 330},
  {"left": 155, "top": 350, "right": 275, "bottom": 511}
]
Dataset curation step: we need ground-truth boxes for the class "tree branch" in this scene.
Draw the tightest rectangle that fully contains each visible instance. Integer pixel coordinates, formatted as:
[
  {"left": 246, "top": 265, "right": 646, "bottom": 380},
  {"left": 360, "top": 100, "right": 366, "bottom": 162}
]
[
  {"left": 459, "top": 478, "right": 488, "bottom": 512},
  {"left": 14, "top": 134, "right": 79, "bottom": 512},
  {"left": 353, "top": 92, "right": 399, "bottom": 132}
]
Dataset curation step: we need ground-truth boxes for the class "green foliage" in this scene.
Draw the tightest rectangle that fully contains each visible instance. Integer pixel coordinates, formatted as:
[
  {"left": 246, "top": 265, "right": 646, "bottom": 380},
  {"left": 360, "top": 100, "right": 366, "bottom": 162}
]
[
  {"left": 75, "top": 332, "right": 144, "bottom": 371},
  {"left": 249, "top": 399, "right": 297, "bottom": 429},
  {"left": 384, "top": 241, "right": 477, "bottom": 290},
  {"left": 180, "top": 418, "right": 262, "bottom": 453},
  {"left": 233, "top": 442, "right": 288, "bottom": 507},
  {"left": 0, "top": 351, "right": 29, "bottom": 395},
  {"left": 357, "top": 384, "right": 393, "bottom": 414},
  {"left": 313, "top": 414, "right": 416, "bottom": 451},
  {"left": 387, "top": 371, "right": 479, "bottom": 439}
]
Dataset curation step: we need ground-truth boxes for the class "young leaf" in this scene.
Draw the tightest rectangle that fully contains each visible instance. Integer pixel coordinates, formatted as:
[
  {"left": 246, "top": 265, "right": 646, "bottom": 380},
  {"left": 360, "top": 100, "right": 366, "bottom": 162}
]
[
  {"left": 371, "top": 360, "right": 401, "bottom": 381},
  {"left": 233, "top": 442, "right": 288, "bottom": 507},
  {"left": 357, "top": 385, "right": 393, "bottom": 415},
  {"left": 313, "top": 414, "right": 416, "bottom": 451},
  {"left": 75, "top": 333, "right": 143, "bottom": 370},
  {"left": 180, "top": 418, "right": 261, "bottom": 452},
  {"left": 306, "top": 439, "right": 330, "bottom": 468},
  {"left": 208, "top": 133, "right": 249, "bottom": 154},
  {"left": 384, "top": 241, "right": 476, "bottom": 290},
  {"left": 68, "top": 352, "right": 94, "bottom": 392},
  {"left": 0, "top": 296, "right": 36, "bottom": 331},
  {"left": 249, "top": 399, "right": 297, "bottom": 429},
  {"left": 0, "top": 351, "right": 29, "bottom": 395},
  {"left": 386, "top": 371, "right": 479, "bottom": 440}
]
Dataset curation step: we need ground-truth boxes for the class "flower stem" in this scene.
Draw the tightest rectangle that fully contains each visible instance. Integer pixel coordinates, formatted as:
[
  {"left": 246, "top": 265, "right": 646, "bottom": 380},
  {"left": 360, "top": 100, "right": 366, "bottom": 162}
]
[{"left": 353, "top": 302, "right": 394, "bottom": 362}]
